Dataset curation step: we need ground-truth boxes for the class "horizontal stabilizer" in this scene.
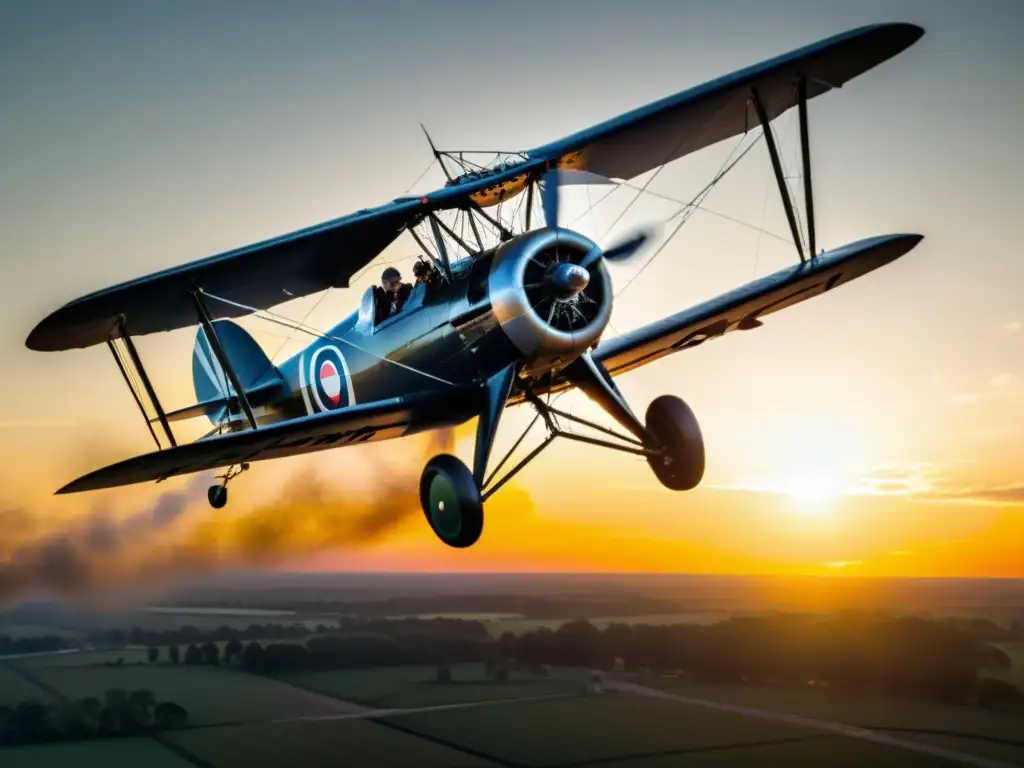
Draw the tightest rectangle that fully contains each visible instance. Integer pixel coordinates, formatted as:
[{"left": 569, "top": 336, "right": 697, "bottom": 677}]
[{"left": 162, "top": 378, "right": 283, "bottom": 423}]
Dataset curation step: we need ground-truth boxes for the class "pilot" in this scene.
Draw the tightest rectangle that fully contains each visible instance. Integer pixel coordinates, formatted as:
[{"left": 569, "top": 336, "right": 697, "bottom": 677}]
[
  {"left": 376, "top": 266, "right": 412, "bottom": 321},
  {"left": 413, "top": 259, "right": 439, "bottom": 286}
]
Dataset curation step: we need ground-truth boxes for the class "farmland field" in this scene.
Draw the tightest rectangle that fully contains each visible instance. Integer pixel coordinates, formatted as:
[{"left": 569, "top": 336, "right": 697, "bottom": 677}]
[
  {"left": 276, "top": 663, "right": 587, "bottom": 708},
  {"left": 0, "top": 665, "right": 53, "bottom": 705},
  {"left": 28, "top": 663, "right": 356, "bottom": 724},
  {"left": 0, "top": 738, "right": 194, "bottom": 768},
  {"left": 622, "top": 676, "right": 1024, "bottom": 765},
  {"left": 382, "top": 693, "right": 824, "bottom": 766},
  {"left": 629, "top": 676, "right": 1024, "bottom": 743},
  {"left": 170, "top": 718, "right": 499, "bottom": 768},
  {"left": 382, "top": 692, "right": 1016, "bottom": 768}
]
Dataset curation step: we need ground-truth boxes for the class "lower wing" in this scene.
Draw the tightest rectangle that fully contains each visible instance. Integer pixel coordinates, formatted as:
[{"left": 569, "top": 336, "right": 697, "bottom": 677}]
[
  {"left": 592, "top": 234, "right": 922, "bottom": 376},
  {"left": 58, "top": 388, "right": 481, "bottom": 494}
]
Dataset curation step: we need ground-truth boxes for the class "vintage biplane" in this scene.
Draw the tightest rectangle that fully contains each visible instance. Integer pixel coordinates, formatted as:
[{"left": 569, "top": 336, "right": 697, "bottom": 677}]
[{"left": 28, "top": 23, "right": 926, "bottom": 548}]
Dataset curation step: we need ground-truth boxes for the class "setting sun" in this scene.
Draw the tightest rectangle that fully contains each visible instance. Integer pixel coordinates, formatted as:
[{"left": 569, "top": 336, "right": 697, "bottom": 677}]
[{"left": 784, "top": 472, "right": 842, "bottom": 512}]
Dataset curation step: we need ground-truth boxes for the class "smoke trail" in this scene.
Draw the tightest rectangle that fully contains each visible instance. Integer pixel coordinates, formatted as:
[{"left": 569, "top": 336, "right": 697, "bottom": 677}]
[{"left": 0, "top": 429, "right": 455, "bottom": 605}]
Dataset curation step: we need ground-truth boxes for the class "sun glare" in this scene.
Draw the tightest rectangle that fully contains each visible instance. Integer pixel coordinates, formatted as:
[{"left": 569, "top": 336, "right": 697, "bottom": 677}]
[{"left": 784, "top": 472, "right": 841, "bottom": 512}]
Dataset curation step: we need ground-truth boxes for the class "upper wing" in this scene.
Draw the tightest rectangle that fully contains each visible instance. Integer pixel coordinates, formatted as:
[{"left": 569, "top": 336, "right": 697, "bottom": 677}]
[
  {"left": 526, "top": 23, "right": 924, "bottom": 181},
  {"left": 27, "top": 198, "right": 428, "bottom": 352},
  {"left": 57, "top": 388, "right": 481, "bottom": 494},
  {"left": 593, "top": 234, "right": 923, "bottom": 377}
]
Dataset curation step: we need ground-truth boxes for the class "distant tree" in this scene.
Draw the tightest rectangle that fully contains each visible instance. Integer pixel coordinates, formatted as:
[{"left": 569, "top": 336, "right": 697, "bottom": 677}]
[
  {"left": 977, "top": 645, "right": 1011, "bottom": 669},
  {"left": 183, "top": 644, "right": 202, "bottom": 665},
  {"left": 224, "top": 637, "right": 243, "bottom": 664},
  {"left": 241, "top": 641, "right": 265, "bottom": 672},
  {"left": 436, "top": 665, "right": 452, "bottom": 683},
  {"left": 13, "top": 700, "right": 52, "bottom": 742},
  {"left": 977, "top": 678, "right": 1022, "bottom": 712},
  {"left": 0, "top": 704, "right": 14, "bottom": 743},
  {"left": 494, "top": 667, "right": 508, "bottom": 683},
  {"left": 74, "top": 697, "right": 102, "bottom": 733},
  {"left": 128, "top": 689, "right": 156, "bottom": 722},
  {"left": 168, "top": 644, "right": 180, "bottom": 665},
  {"left": 53, "top": 700, "right": 92, "bottom": 740},
  {"left": 147, "top": 646, "right": 159, "bottom": 664},
  {"left": 201, "top": 641, "right": 220, "bottom": 666},
  {"left": 153, "top": 701, "right": 189, "bottom": 730}
]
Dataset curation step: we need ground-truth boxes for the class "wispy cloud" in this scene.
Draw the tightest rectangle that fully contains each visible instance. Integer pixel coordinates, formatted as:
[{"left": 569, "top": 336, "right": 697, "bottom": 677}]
[
  {"left": 712, "top": 460, "right": 1024, "bottom": 508},
  {"left": 823, "top": 560, "right": 863, "bottom": 568},
  {"left": 1004, "top": 320, "right": 1021, "bottom": 332}
]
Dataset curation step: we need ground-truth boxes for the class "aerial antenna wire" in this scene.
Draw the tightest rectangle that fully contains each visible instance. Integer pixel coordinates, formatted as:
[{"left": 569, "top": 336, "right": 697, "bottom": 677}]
[{"left": 200, "top": 291, "right": 456, "bottom": 387}]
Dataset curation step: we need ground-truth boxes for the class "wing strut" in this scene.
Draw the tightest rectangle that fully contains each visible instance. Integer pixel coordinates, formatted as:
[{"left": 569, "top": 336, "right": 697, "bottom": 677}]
[
  {"left": 107, "top": 339, "right": 164, "bottom": 450},
  {"left": 751, "top": 86, "right": 806, "bottom": 264},
  {"left": 797, "top": 76, "right": 816, "bottom": 259},
  {"left": 191, "top": 290, "right": 258, "bottom": 431},
  {"left": 113, "top": 319, "right": 177, "bottom": 448}
]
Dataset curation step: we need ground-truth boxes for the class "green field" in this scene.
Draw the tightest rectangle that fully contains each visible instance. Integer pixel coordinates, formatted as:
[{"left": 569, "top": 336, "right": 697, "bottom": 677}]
[
  {"left": 630, "top": 676, "right": 1023, "bottom": 742},
  {"left": 563, "top": 735, "right": 978, "bottom": 768},
  {"left": 28, "top": 663, "right": 353, "bottom": 724},
  {"left": 276, "top": 663, "right": 586, "bottom": 708},
  {"left": 382, "top": 693, "right": 823, "bottom": 766},
  {"left": 624, "top": 676, "right": 1023, "bottom": 765},
  {"left": 0, "top": 665, "right": 54, "bottom": 706},
  {"left": 170, "top": 717, "right": 499, "bottom": 768},
  {"left": 0, "top": 738, "right": 194, "bottom": 768}
]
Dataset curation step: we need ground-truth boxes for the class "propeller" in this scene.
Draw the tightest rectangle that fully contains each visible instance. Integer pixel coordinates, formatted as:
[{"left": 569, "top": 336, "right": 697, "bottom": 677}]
[{"left": 537, "top": 165, "right": 654, "bottom": 302}]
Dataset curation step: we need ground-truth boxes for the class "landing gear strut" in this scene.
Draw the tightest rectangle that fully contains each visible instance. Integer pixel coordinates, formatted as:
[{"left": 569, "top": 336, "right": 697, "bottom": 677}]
[{"left": 418, "top": 354, "right": 705, "bottom": 548}]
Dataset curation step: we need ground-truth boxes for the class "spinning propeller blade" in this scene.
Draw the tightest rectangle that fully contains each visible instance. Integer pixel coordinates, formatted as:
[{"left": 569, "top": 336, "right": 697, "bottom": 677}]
[{"left": 538, "top": 164, "right": 654, "bottom": 275}]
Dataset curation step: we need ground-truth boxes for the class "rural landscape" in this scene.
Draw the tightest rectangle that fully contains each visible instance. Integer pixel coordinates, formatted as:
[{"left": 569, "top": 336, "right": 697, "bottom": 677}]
[{"left": 1, "top": 573, "right": 1022, "bottom": 767}]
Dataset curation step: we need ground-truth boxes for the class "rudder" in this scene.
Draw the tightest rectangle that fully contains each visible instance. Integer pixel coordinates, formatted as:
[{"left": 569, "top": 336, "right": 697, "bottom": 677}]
[{"left": 192, "top": 320, "right": 282, "bottom": 424}]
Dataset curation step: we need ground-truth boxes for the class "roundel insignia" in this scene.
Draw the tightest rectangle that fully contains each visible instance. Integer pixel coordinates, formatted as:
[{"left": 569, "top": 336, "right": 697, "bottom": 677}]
[
  {"left": 319, "top": 360, "right": 341, "bottom": 406},
  {"left": 308, "top": 345, "right": 354, "bottom": 412}
]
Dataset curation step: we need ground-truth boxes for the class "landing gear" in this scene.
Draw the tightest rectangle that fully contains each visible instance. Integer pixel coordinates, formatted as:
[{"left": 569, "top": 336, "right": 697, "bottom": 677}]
[
  {"left": 644, "top": 395, "right": 705, "bottom": 491},
  {"left": 417, "top": 355, "right": 706, "bottom": 548},
  {"left": 419, "top": 455, "right": 484, "bottom": 548},
  {"left": 207, "top": 462, "right": 249, "bottom": 509},
  {"left": 208, "top": 484, "right": 228, "bottom": 509}
]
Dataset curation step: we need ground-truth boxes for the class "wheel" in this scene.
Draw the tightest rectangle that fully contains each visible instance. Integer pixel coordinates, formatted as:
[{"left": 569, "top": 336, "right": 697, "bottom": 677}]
[
  {"left": 419, "top": 454, "right": 484, "bottom": 548},
  {"left": 644, "top": 395, "right": 705, "bottom": 491},
  {"left": 208, "top": 485, "right": 228, "bottom": 509}
]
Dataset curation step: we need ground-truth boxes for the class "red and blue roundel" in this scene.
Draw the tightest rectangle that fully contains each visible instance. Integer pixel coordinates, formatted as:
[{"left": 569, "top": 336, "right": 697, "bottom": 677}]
[{"left": 309, "top": 345, "right": 353, "bottom": 412}]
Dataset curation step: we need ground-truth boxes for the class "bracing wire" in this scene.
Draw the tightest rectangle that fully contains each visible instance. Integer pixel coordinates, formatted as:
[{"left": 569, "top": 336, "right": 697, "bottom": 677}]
[
  {"left": 614, "top": 130, "right": 764, "bottom": 299},
  {"left": 200, "top": 290, "right": 457, "bottom": 387}
]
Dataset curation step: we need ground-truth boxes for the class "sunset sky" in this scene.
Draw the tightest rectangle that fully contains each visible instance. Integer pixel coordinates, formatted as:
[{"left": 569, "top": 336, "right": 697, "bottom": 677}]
[{"left": 0, "top": 0, "right": 1021, "bottom": 598}]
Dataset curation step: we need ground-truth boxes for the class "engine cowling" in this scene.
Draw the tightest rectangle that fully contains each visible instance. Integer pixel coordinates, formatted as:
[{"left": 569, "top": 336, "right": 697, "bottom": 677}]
[{"left": 488, "top": 227, "right": 613, "bottom": 377}]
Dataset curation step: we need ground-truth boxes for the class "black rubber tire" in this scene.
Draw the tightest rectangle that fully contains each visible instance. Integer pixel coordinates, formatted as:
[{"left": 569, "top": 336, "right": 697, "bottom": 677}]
[
  {"left": 419, "top": 454, "right": 484, "bottom": 548},
  {"left": 644, "top": 395, "right": 705, "bottom": 491},
  {"left": 208, "top": 485, "right": 228, "bottom": 509}
]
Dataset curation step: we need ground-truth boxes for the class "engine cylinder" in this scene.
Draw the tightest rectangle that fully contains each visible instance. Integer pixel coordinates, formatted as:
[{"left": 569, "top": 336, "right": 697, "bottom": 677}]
[{"left": 488, "top": 228, "right": 613, "bottom": 377}]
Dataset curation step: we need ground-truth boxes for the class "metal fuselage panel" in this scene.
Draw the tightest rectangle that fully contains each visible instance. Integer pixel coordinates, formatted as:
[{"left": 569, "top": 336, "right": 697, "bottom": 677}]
[{"left": 238, "top": 252, "right": 520, "bottom": 429}]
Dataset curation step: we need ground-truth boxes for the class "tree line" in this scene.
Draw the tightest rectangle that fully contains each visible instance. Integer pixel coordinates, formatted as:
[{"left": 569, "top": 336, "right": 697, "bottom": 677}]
[
  {"left": 0, "top": 688, "right": 188, "bottom": 746},
  {"left": 226, "top": 614, "right": 1021, "bottom": 711},
  {"left": 0, "top": 635, "right": 71, "bottom": 656}
]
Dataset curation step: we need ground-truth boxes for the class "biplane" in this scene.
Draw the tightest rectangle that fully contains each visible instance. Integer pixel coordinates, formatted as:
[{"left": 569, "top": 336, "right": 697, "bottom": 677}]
[{"left": 27, "top": 23, "right": 926, "bottom": 548}]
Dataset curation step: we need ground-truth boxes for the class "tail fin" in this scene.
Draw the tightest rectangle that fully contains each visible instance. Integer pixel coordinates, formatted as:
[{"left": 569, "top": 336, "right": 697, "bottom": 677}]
[{"left": 189, "top": 320, "right": 283, "bottom": 425}]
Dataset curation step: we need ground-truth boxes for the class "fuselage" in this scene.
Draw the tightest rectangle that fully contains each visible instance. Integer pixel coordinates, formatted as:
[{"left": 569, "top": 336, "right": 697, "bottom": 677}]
[
  {"left": 200, "top": 226, "right": 613, "bottom": 433},
  {"left": 238, "top": 251, "right": 511, "bottom": 428}
]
